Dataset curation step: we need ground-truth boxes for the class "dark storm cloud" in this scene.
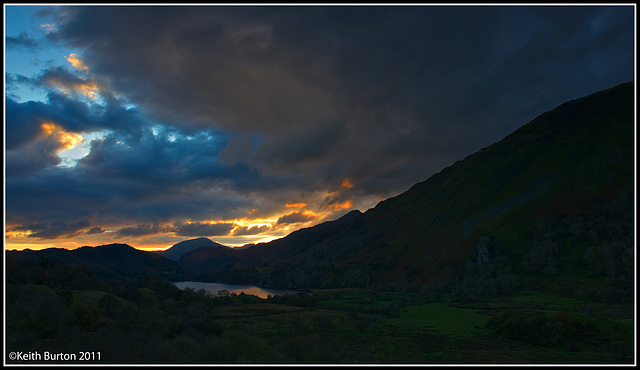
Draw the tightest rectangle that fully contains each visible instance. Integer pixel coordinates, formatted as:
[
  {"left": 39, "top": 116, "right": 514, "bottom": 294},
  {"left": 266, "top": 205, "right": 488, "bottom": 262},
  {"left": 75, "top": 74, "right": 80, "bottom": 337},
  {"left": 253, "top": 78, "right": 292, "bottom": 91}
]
[
  {"left": 13, "top": 220, "right": 90, "bottom": 239},
  {"left": 72, "top": 125, "right": 295, "bottom": 218},
  {"left": 6, "top": 159, "right": 270, "bottom": 231},
  {"left": 6, "top": 97, "right": 55, "bottom": 150},
  {"left": 86, "top": 226, "right": 105, "bottom": 235},
  {"left": 4, "top": 112, "right": 300, "bottom": 232},
  {"left": 245, "top": 119, "right": 345, "bottom": 175},
  {"left": 276, "top": 211, "right": 318, "bottom": 225},
  {"left": 6, "top": 170, "right": 114, "bottom": 228},
  {"left": 6, "top": 32, "right": 40, "bottom": 50},
  {"left": 34, "top": 66, "right": 86, "bottom": 86},
  {"left": 114, "top": 224, "right": 171, "bottom": 238},
  {"left": 44, "top": 5, "right": 634, "bottom": 200},
  {"left": 5, "top": 131, "right": 65, "bottom": 175},
  {"left": 5, "top": 87, "right": 145, "bottom": 154},
  {"left": 173, "top": 222, "right": 235, "bottom": 238},
  {"left": 47, "top": 6, "right": 339, "bottom": 132},
  {"left": 5, "top": 92, "right": 154, "bottom": 182},
  {"left": 232, "top": 225, "right": 271, "bottom": 236}
]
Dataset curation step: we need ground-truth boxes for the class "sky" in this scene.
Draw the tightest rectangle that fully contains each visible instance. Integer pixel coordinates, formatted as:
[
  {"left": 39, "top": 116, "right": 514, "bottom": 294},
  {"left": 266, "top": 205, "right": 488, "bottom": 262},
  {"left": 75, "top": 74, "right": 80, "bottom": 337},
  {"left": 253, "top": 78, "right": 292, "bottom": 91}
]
[{"left": 4, "top": 4, "right": 635, "bottom": 251}]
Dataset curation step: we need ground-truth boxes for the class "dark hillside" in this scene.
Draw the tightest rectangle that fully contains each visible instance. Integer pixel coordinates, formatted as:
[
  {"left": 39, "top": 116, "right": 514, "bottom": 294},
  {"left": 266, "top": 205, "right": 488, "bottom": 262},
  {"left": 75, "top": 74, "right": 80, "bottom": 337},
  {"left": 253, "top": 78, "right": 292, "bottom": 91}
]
[
  {"left": 197, "top": 82, "right": 634, "bottom": 299},
  {"left": 177, "top": 245, "right": 253, "bottom": 274},
  {"left": 6, "top": 244, "right": 187, "bottom": 283}
]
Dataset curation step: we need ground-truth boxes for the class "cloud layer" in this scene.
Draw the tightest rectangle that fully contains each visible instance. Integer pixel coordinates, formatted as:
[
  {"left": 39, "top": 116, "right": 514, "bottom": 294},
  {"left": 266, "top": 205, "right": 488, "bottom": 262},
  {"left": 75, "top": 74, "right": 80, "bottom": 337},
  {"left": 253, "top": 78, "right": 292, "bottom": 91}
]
[{"left": 5, "top": 5, "right": 635, "bottom": 249}]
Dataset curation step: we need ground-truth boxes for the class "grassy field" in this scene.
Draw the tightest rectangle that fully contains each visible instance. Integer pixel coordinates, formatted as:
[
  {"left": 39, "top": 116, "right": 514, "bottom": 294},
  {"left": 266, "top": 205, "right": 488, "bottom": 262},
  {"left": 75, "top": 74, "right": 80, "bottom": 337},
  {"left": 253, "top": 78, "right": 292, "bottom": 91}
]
[
  {"left": 214, "top": 289, "right": 635, "bottom": 364},
  {"left": 6, "top": 282, "right": 635, "bottom": 364},
  {"left": 385, "top": 302, "right": 488, "bottom": 335}
]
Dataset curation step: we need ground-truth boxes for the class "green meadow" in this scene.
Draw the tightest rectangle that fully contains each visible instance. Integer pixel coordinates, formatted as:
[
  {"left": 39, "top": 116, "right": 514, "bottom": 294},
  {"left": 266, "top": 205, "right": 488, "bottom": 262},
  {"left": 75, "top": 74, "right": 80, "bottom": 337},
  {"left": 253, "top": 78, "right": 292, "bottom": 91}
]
[{"left": 6, "top": 277, "right": 634, "bottom": 364}]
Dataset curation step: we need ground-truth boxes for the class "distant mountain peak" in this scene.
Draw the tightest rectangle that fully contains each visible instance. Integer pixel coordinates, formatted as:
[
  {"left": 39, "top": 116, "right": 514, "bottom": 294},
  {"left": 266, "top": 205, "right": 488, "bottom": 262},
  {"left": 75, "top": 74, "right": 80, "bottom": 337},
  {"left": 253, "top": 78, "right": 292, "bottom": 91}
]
[
  {"left": 155, "top": 237, "right": 229, "bottom": 261},
  {"left": 185, "top": 237, "right": 213, "bottom": 243}
]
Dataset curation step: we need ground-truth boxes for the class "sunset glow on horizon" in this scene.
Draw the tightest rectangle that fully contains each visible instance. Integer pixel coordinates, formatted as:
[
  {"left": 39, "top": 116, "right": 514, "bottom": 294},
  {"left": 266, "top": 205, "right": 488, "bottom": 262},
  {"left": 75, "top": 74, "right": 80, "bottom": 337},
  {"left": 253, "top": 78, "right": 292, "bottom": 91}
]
[{"left": 4, "top": 196, "right": 353, "bottom": 252}]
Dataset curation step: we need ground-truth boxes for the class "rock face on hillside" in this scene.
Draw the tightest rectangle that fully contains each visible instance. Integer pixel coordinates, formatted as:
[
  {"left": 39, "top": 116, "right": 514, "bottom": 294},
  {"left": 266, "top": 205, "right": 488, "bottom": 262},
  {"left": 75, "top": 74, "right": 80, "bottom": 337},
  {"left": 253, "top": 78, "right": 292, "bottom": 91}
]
[{"left": 476, "top": 236, "right": 492, "bottom": 265}]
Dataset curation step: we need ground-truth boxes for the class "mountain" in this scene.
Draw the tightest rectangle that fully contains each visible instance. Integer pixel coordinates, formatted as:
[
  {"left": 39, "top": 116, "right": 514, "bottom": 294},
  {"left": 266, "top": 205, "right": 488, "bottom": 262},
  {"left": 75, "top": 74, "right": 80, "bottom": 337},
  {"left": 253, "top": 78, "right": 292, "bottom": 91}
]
[
  {"left": 155, "top": 237, "right": 230, "bottom": 261},
  {"left": 6, "top": 243, "right": 188, "bottom": 283},
  {"left": 185, "top": 82, "right": 634, "bottom": 300},
  {"left": 178, "top": 210, "right": 366, "bottom": 277}
]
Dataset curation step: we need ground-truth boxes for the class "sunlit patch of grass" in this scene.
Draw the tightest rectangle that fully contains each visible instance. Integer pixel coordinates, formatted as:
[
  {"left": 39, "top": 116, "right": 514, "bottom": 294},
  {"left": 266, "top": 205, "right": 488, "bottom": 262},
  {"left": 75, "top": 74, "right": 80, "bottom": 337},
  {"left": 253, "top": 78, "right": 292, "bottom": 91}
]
[{"left": 385, "top": 302, "right": 488, "bottom": 336}]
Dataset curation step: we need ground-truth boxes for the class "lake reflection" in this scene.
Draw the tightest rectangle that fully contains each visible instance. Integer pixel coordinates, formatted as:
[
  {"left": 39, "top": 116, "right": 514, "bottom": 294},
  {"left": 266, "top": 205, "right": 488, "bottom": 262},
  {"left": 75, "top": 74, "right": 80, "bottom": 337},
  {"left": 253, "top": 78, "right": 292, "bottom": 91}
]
[{"left": 173, "top": 281, "right": 302, "bottom": 299}]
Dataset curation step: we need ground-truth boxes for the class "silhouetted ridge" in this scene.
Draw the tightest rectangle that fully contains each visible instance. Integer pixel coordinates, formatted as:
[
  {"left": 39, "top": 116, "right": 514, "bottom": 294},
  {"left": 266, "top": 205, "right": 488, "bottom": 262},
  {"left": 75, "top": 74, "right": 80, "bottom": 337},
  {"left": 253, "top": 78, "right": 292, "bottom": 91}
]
[
  {"left": 156, "top": 237, "right": 229, "bottom": 261},
  {"left": 6, "top": 243, "right": 187, "bottom": 282}
]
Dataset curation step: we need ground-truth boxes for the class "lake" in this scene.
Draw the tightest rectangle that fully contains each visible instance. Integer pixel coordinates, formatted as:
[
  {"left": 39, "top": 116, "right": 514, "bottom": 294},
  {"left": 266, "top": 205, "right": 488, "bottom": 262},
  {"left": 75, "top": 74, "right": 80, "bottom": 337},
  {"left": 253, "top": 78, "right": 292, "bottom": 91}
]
[{"left": 173, "top": 281, "right": 303, "bottom": 299}]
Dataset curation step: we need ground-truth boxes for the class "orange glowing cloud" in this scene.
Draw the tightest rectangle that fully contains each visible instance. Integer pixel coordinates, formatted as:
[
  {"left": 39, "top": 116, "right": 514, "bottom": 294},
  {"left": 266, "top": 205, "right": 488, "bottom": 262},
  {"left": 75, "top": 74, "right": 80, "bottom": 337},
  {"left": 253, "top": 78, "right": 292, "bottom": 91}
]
[
  {"left": 329, "top": 200, "right": 353, "bottom": 211},
  {"left": 41, "top": 123, "right": 84, "bottom": 151},
  {"left": 41, "top": 122, "right": 56, "bottom": 135},
  {"left": 276, "top": 210, "right": 319, "bottom": 225},
  {"left": 76, "top": 81, "right": 100, "bottom": 100},
  {"left": 66, "top": 53, "right": 89, "bottom": 70},
  {"left": 45, "top": 71, "right": 101, "bottom": 101},
  {"left": 342, "top": 178, "right": 354, "bottom": 189},
  {"left": 233, "top": 216, "right": 278, "bottom": 229},
  {"left": 285, "top": 202, "right": 307, "bottom": 208},
  {"left": 48, "top": 79, "right": 101, "bottom": 100}
]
